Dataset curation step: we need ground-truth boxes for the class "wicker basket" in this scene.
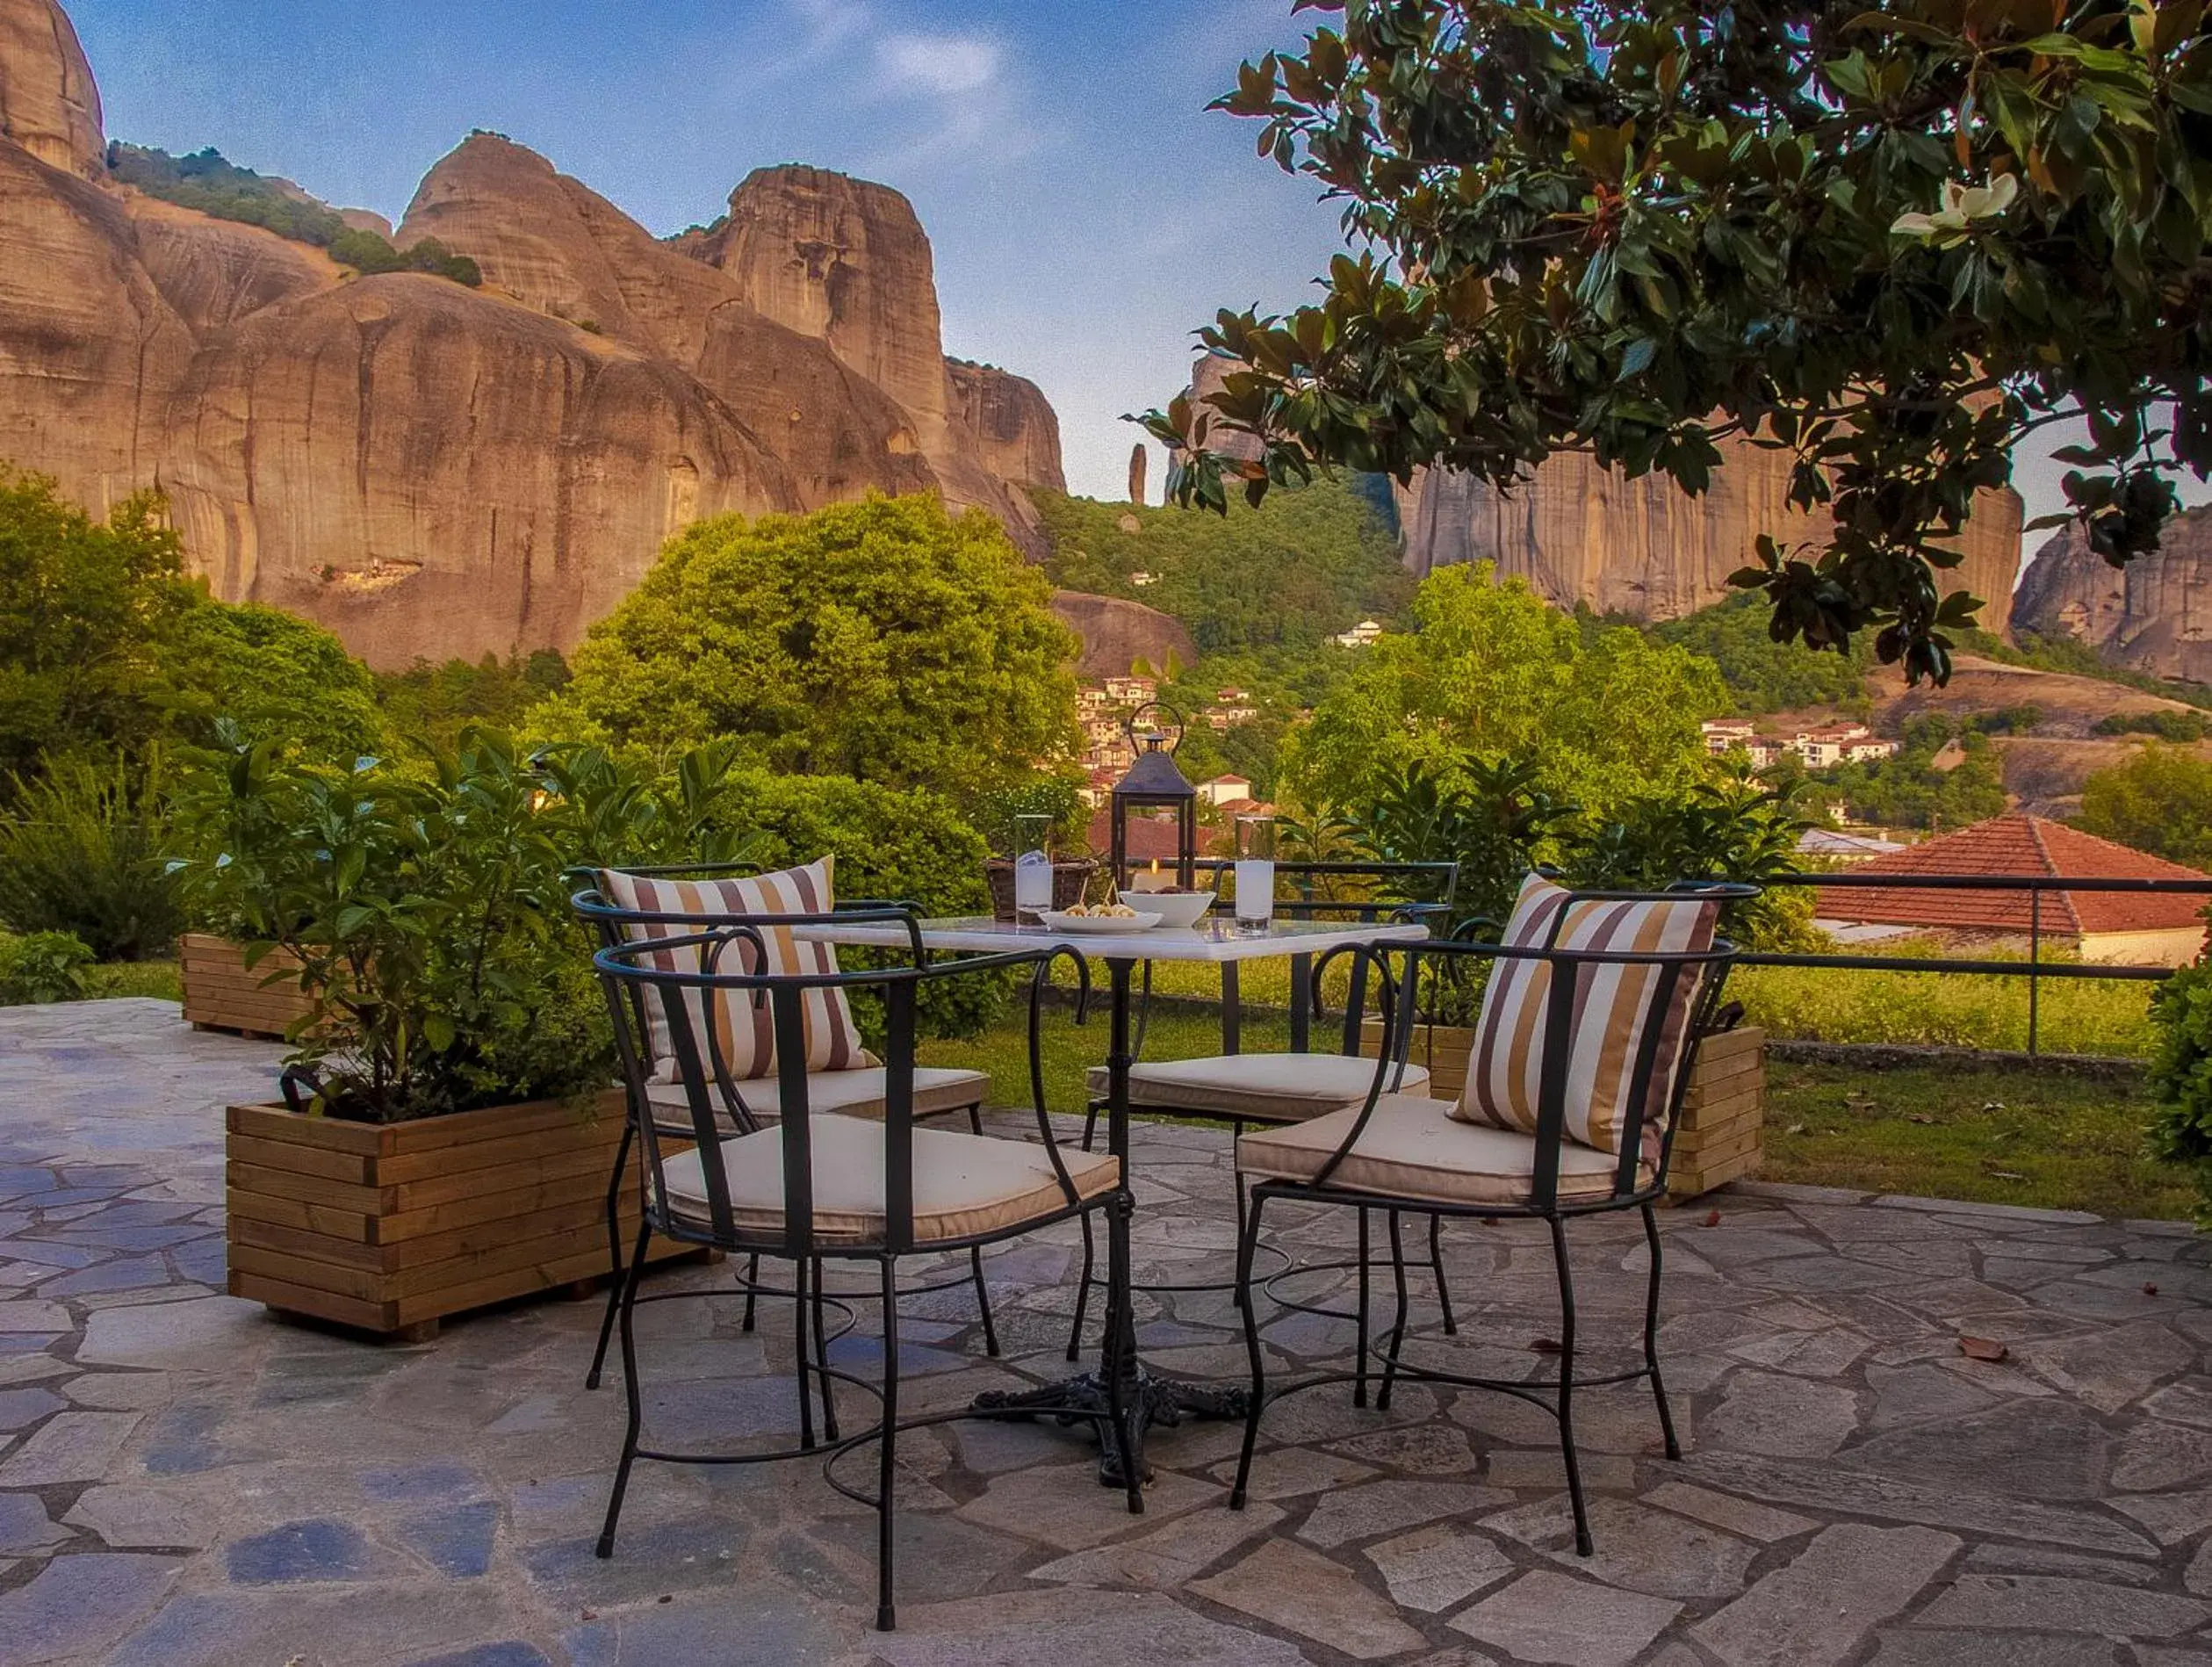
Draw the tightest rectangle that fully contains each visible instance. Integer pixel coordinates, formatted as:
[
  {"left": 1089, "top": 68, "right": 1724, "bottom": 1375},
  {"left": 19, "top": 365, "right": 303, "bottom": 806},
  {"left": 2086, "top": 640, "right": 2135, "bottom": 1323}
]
[{"left": 984, "top": 858, "right": 1098, "bottom": 922}]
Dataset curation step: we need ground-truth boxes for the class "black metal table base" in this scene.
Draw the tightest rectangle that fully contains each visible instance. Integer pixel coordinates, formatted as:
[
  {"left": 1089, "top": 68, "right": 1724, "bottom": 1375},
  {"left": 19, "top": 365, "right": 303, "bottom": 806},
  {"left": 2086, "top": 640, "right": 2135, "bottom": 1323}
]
[{"left": 972, "top": 1368, "right": 1249, "bottom": 1486}]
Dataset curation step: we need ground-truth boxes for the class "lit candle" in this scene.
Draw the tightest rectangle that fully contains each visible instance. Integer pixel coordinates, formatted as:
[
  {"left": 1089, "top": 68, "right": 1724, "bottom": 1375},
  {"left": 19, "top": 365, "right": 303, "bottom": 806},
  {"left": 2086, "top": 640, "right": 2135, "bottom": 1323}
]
[{"left": 1128, "top": 856, "right": 1172, "bottom": 893}]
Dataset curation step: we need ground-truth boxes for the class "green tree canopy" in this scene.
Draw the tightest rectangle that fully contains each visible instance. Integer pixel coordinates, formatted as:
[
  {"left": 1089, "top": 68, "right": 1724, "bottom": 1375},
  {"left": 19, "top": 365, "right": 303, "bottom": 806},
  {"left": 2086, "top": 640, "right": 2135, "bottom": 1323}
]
[
  {"left": 1147, "top": 0, "right": 2212, "bottom": 686},
  {"left": 557, "top": 494, "right": 1078, "bottom": 803},
  {"left": 0, "top": 472, "right": 191, "bottom": 783},
  {"left": 1654, "top": 593, "right": 1875, "bottom": 715},
  {"left": 0, "top": 467, "right": 384, "bottom": 786},
  {"left": 1819, "top": 713, "right": 2008, "bottom": 829},
  {"left": 1286, "top": 563, "right": 1726, "bottom": 815},
  {"left": 2079, "top": 741, "right": 2212, "bottom": 866}
]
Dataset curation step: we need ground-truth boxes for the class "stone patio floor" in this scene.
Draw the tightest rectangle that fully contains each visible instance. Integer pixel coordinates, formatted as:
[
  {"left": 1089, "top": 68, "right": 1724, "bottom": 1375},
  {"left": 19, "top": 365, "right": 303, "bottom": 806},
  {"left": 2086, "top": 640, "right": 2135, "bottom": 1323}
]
[{"left": 2, "top": 1000, "right": 2211, "bottom": 1666}]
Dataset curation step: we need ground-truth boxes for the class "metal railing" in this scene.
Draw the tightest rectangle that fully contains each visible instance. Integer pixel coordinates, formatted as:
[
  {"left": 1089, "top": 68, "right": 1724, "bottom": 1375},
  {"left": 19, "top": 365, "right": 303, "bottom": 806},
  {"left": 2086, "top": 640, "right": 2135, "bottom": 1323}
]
[{"left": 1740, "top": 870, "right": 2212, "bottom": 1056}]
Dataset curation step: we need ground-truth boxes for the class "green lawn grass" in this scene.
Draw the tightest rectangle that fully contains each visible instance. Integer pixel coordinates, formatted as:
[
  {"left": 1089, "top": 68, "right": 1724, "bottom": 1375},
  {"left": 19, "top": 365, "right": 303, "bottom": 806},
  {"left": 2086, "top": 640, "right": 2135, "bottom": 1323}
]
[
  {"left": 86, "top": 959, "right": 183, "bottom": 1001},
  {"left": 1761, "top": 1058, "right": 2189, "bottom": 1220}
]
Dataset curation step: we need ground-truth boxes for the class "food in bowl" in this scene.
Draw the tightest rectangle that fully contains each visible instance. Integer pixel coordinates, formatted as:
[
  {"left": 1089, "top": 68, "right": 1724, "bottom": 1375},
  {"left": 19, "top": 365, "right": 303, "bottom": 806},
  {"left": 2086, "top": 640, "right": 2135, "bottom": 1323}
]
[{"left": 1119, "top": 887, "right": 1214, "bottom": 928}]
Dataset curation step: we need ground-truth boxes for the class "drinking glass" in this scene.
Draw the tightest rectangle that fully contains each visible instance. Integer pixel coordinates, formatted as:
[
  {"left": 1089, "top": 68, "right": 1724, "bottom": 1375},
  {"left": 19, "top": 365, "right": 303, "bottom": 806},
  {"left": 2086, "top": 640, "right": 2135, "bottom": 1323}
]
[
  {"left": 1012, "top": 814, "right": 1054, "bottom": 923},
  {"left": 1234, "top": 814, "right": 1276, "bottom": 931}
]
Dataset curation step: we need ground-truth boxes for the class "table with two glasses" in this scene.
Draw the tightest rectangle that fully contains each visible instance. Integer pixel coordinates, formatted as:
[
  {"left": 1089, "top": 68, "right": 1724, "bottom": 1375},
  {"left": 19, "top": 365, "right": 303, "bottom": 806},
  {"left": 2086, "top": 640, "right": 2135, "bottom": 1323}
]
[{"left": 802, "top": 913, "right": 1430, "bottom": 1486}]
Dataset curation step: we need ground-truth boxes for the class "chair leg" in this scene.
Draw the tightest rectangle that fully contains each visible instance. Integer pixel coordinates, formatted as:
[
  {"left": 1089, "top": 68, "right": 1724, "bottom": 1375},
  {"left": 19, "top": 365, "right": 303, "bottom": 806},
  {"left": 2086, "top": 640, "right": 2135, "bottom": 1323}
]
[
  {"left": 1065, "top": 1210, "right": 1096, "bottom": 1363},
  {"left": 1229, "top": 1191, "right": 1269, "bottom": 1510},
  {"left": 1353, "top": 1208, "right": 1372, "bottom": 1410},
  {"left": 795, "top": 1256, "right": 818, "bottom": 1454},
  {"left": 1379, "top": 1210, "right": 1411, "bottom": 1413},
  {"left": 1548, "top": 1214, "right": 1592, "bottom": 1556},
  {"left": 586, "top": 1121, "right": 634, "bottom": 1391},
  {"left": 741, "top": 1252, "right": 760, "bottom": 1333},
  {"left": 1232, "top": 1138, "right": 1252, "bottom": 1313},
  {"left": 1641, "top": 1201, "right": 1682, "bottom": 1461},
  {"left": 966, "top": 1103, "right": 984, "bottom": 1137},
  {"left": 875, "top": 1258, "right": 901, "bottom": 1632},
  {"left": 1430, "top": 1212, "right": 1459, "bottom": 1337},
  {"left": 811, "top": 1255, "right": 839, "bottom": 1445},
  {"left": 594, "top": 1219, "right": 652, "bottom": 1559},
  {"left": 970, "top": 1245, "right": 1000, "bottom": 1358},
  {"left": 1080, "top": 1101, "right": 1100, "bottom": 1152}
]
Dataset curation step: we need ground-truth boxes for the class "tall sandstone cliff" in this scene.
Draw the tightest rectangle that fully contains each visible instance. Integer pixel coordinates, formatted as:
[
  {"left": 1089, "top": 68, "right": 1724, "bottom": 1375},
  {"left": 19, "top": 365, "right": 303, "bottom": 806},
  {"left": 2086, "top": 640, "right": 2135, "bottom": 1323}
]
[
  {"left": 1185, "top": 354, "right": 2023, "bottom": 627},
  {"left": 1394, "top": 453, "right": 2022, "bottom": 630},
  {"left": 2012, "top": 507, "right": 2212, "bottom": 683},
  {"left": 0, "top": 0, "right": 1063, "bottom": 667}
]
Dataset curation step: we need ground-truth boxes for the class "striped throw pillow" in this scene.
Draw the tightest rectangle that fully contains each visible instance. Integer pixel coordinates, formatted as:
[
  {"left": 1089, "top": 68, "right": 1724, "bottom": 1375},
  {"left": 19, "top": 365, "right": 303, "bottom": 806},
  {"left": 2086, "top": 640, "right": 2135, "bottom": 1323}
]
[
  {"left": 599, "top": 858, "right": 866, "bottom": 1083},
  {"left": 1450, "top": 874, "right": 1718, "bottom": 1163}
]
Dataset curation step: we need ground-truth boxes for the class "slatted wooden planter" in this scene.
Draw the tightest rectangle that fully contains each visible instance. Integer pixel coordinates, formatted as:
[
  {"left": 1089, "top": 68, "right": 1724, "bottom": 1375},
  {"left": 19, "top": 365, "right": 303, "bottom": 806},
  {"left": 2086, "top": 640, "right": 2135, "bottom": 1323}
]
[
  {"left": 226, "top": 1089, "right": 696, "bottom": 1340},
  {"left": 180, "top": 934, "right": 317, "bottom": 1040},
  {"left": 1663, "top": 1026, "right": 1766, "bottom": 1199},
  {"left": 1358, "top": 1020, "right": 1767, "bottom": 1200}
]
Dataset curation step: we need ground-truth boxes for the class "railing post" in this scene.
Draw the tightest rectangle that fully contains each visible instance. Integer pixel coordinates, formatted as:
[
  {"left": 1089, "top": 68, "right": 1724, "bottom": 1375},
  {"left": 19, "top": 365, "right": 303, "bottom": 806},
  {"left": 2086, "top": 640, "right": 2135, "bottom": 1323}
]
[{"left": 2028, "top": 887, "right": 2041, "bottom": 1057}]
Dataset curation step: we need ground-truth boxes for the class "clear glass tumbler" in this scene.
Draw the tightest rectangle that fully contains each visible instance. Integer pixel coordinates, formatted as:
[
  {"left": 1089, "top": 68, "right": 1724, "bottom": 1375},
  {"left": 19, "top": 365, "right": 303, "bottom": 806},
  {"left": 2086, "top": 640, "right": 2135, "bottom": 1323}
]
[
  {"left": 1012, "top": 814, "right": 1054, "bottom": 923},
  {"left": 1234, "top": 813, "right": 1276, "bottom": 932}
]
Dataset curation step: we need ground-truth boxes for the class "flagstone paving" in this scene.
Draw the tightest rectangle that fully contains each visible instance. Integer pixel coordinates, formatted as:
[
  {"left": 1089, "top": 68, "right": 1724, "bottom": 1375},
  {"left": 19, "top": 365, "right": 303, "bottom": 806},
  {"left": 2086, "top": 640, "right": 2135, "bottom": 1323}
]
[{"left": 3, "top": 998, "right": 2210, "bottom": 1665}]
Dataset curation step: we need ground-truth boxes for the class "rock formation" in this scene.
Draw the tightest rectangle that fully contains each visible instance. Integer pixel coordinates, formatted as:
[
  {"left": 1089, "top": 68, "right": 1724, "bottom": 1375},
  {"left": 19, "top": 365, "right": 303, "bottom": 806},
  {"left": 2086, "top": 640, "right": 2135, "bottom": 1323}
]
[
  {"left": 0, "top": 0, "right": 98, "bottom": 177},
  {"left": 1184, "top": 354, "right": 2023, "bottom": 627},
  {"left": 1048, "top": 590, "right": 1195, "bottom": 680},
  {"left": 0, "top": 0, "right": 1065, "bottom": 665},
  {"left": 2013, "top": 507, "right": 2212, "bottom": 684},
  {"left": 1394, "top": 449, "right": 2023, "bottom": 630}
]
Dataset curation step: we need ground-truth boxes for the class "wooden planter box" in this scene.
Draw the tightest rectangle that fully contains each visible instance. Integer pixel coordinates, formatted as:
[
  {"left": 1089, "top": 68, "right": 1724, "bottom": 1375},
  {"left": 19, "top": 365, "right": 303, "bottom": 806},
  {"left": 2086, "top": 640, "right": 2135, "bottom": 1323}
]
[
  {"left": 181, "top": 934, "right": 317, "bottom": 1040},
  {"left": 1359, "top": 1020, "right": 1767, "bottom": 1201},
  {"left": 226, "top": 1088, "right": 695, "bottom": 1340}
]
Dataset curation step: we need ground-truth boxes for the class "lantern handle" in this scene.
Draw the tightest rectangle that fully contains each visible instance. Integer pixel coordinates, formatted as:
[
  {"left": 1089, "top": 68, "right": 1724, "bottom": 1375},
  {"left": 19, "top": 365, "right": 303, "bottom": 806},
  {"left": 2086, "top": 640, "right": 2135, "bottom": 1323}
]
[{"left": 1123, "top": 699, "right": 1185, "bottom": 755}]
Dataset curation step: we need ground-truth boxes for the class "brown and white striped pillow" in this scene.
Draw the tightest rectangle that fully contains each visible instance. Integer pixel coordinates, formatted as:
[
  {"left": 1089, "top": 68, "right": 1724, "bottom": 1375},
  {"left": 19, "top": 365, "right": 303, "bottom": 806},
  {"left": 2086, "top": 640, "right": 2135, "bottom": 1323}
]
[
  {"left": 1449, "top": 874, "right": 1718, "bottom": 1162},
  {"left": 599, "top": 858, "right": 865, "bottom": 1083}
]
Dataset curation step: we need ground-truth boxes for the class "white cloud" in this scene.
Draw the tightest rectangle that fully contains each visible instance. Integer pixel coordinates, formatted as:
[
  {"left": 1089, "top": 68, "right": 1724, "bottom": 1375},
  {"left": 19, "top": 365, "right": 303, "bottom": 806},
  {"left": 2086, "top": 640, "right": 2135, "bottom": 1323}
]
[{"left": 875, "top": 32, "right": 1002, "bottom": 98}]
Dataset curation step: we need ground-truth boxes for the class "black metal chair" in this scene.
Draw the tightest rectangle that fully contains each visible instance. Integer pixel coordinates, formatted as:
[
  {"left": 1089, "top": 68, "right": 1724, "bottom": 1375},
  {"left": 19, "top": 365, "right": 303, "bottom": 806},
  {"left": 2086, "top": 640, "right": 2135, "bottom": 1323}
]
[
  {"left": 1227, "top": 884, "right": 1747, "bottom": 1555},
  {"left": 591, "top": 923, "right": 1140, "bottom": 1630},
  {"left": 573, "top": 876, "right": 993, "bottom": 1391},
  {"left": 1063, "top": 861, "right": 1462, "bottom": 1368}
]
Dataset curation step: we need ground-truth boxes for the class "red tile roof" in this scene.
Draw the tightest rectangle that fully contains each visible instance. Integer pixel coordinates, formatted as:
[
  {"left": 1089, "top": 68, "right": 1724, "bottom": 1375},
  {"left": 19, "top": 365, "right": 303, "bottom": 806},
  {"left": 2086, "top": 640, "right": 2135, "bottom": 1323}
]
[
  {"left": 1822, "top": 813, "right": 2210, "bottom": 936},
  {"left": 1085, "top": 808, "right": 1187, "bottom": 863}
]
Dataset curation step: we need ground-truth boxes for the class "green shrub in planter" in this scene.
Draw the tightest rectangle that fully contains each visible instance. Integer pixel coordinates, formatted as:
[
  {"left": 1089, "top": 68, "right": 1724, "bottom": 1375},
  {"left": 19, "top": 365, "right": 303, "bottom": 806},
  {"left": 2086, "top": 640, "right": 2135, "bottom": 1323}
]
[
  {"left": 167, "top": 727, "right": 763, "bottom": 1122},
  {"left": 0, "top": 929, "right": 93, "bottom": 1004}
]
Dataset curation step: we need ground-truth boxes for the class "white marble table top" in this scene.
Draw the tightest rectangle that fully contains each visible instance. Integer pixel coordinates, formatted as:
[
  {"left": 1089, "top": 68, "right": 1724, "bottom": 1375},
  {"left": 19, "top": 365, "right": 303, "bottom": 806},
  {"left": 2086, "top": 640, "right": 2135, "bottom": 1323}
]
[{"left": 796, "top": 914, "right": 1428, "bottom": 963}]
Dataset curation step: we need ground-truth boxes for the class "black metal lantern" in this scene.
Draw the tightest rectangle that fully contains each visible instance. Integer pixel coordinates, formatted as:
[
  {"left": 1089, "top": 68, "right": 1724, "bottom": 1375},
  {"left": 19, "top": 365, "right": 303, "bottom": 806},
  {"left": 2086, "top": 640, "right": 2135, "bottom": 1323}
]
[{"left": 1109, "top": 702, "right": 1197, "bottom": 890}]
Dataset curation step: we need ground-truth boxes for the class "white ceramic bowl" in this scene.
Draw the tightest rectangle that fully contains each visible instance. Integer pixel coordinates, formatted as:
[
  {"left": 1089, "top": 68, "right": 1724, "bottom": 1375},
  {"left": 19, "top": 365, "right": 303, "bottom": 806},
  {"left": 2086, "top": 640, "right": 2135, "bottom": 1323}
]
[{"left": 1119, "top": 887, "right": 1214, "bottom": 929}]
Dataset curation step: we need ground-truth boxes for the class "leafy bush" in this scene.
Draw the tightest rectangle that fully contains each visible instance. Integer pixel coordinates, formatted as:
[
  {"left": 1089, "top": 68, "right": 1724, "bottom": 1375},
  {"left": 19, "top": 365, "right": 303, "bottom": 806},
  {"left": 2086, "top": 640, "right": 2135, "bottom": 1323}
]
[
  {"left": 328, "top": 227, "right": 482, "bottom": 287},
  {"left": 967, "top": 773, "right": 1089, "bottom": 859},
  {"left": 166, "top": 729, "right": 760, "bottom": 1122},
  {"left": 558, "top": 494, "right": 1077, "bottom": 805},
  {"left": 0, "top": 930, "right": 92, "bottom": 1004},
  {"left": 1287, "top": 564, "right": 1725, "bottom": 821},
  {"left": 2078, "top": 744, "right": 2212, "bottom": 870},
  {"left": 0, "top": 467, "right": 385, "bottom": 789},
  {"left": 376, "top": 651, "right": 570, "bottom": 754},
  {"left": 0, "top": 754, "right": 183, "bottom": 959},
  {"left": 2093, "top": 710, "right": 2211, "bottom": 742},
  {"left": 2147, "top": 959, "right": 2212, "bottom": 1219}
]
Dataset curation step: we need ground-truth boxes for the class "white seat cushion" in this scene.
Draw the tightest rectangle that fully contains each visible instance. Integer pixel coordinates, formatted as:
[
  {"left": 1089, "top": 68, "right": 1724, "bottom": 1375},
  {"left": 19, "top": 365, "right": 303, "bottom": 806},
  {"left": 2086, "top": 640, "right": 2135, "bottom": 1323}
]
[
  {"left": 645, "top": 1065, "right": 987, "bottom": 1129},
  {"left": 1239, "top": 1093, "right": 1646, "bottom": 1207},
  {"left": 660, "top": 1115, "right": 1120, "bottom": 1244},
  {"left": 1084, "top": 1053, "right": 1429, "bottom": 1123}
]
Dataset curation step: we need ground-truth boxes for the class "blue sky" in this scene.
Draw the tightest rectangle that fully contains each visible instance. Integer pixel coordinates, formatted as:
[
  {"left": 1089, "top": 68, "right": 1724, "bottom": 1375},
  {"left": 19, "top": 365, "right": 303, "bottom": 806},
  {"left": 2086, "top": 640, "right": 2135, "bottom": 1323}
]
[
  {"left": 67, "top": 0, "right": 2198, "bottom": 560},
  {"left": 69, "top": 0, "right": 1344, "bottom": 503}
]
